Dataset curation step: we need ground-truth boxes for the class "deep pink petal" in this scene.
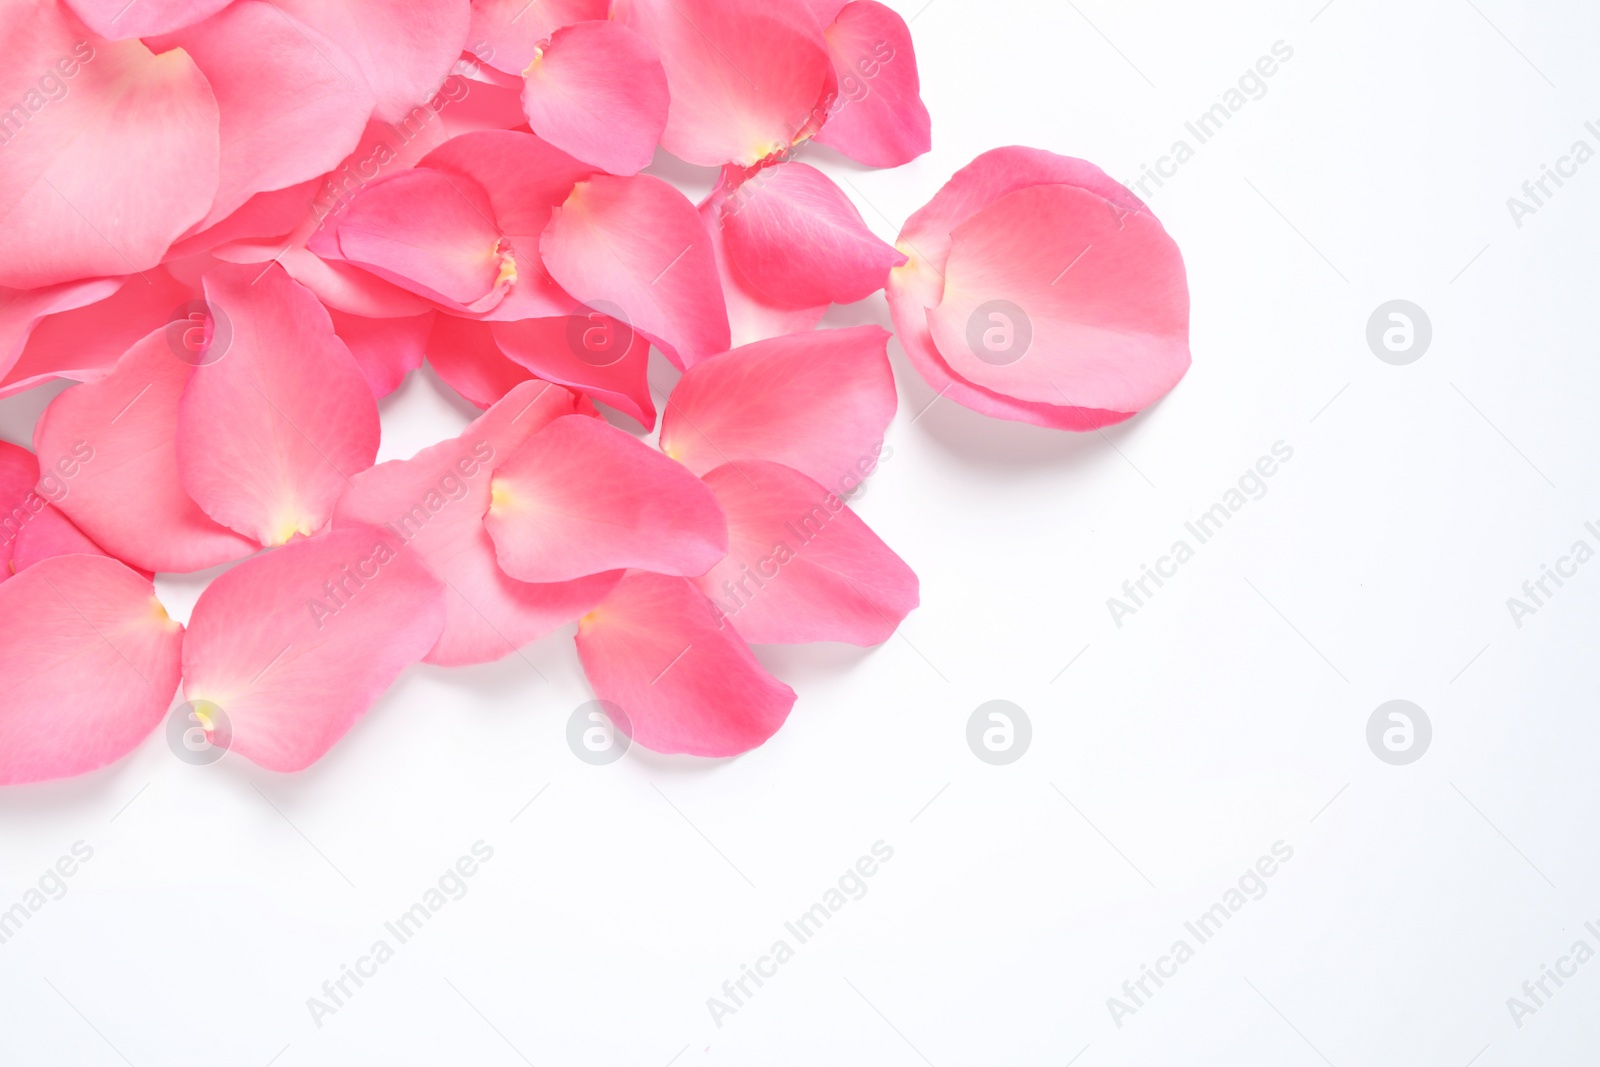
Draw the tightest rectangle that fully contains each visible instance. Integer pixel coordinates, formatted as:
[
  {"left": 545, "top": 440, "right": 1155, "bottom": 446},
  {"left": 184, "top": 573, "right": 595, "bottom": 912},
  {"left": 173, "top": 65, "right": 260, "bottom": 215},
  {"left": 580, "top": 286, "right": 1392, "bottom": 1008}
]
[
  {"left": 575, "top": 571, "right": 794, "bottom": 756},
  {"left": 0, "top": 278, "right": 123, "bottom": 385},
  {"left": 0, "top": 555, "right": 183, "bottom": 784},
  {"left": 276, "top": 246, "right": 436, "bottom": 319},
  {"left": 699, "top": 184, "right": 825, "bottom": 348},
  {"left": 273, "top": 0, "right": 471, "bottom": 124},
  {"left": 154, "top": 2, "right": 375, "bottom": 230},
  {"left": 722, "top": 161, "right": 904, "bottom": 307},
  {"left": 615, "top": 0, "right": 831, "bottom": 166},
  {"left": 2, "top": 269, "right": 194, "bottom": 397},
  {"left": 468, "top": 0, "right": 611, "bottom": 76},
  {"left": 335, "top": 380, "right": 619, "bottom": 666},
  {"left": 811, "top": 1, "right": 930, "bottom": 167},
  {"left": 520, "top": 20, "right": 669, "bottom": 176},
  {"left": 491, "top": 314, "right": 656, "bottom": 428},
  {"left": 697, "top": 461, "right": 916, "bottom": 644},
  {"left": 426, "top": 315, "right": 536, "bottom": 409},
  {"left": 176, "top": 266, "right": 380, "bottom": 547},
  {"left": 0, "top": 441, "right": 40, "bottom": 578},
  {"left": 925, "top": 183, "right": 1190, "bottom": 413},
  {"left": 541, "top": 174, "right": 729, "bottom": 368},
  {"left": 181, "top": 526, "right": 447, "bottom": 772},
  {"left": 485, "top": 414, "right": 727, "bottom": 582},
  {"left": 330, "top": 169, "right": 513, "bottom": 312},
  {"left": 32, "top": 330, "right": 257, "bottom": 573},
  {"left": 660, "top": 326, "right": 895, "bottom": 491},
  {"left": 328, "top": 309, "right": 434, "bottom": 399},
  {"left": 10, "top": 503, "right": 128, "bottom": 575},
  {"left": 0, "top": 3, "right": 220, "bottom": 288},
  {"left": 166, "top": 179, "right": 323, "bottom": 261}
]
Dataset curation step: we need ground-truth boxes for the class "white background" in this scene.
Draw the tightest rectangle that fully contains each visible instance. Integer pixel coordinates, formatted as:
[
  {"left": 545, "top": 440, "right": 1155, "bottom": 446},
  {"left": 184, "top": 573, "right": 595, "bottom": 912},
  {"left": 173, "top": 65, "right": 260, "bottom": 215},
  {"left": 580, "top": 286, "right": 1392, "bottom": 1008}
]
[{"left": 4, "top": 0, "right": 1600, "bottom": 1063}]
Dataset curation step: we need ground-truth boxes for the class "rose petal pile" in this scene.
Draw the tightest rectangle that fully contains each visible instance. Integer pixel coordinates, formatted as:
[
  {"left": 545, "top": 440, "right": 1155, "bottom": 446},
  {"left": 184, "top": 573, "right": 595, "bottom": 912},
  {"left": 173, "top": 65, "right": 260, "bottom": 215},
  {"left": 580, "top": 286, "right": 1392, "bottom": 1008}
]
[{"left": 0, "top": 0, "right": 1190, "bottom": 783}]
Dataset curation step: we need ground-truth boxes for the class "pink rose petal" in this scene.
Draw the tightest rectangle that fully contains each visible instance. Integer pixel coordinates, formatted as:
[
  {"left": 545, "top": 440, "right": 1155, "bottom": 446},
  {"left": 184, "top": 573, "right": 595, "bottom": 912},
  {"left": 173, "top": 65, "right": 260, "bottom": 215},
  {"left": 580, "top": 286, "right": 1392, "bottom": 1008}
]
[
  {"left": 812, "top": 1, "right": 931, "bottom": 168},
  {"left": 520, "top": 20, "right": 670, "bottom": 177}
]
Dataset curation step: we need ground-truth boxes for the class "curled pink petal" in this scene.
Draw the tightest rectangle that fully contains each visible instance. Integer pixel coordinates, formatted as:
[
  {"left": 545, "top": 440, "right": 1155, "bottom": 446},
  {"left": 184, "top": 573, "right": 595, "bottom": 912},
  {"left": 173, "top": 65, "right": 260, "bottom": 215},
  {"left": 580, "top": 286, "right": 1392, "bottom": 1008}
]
[
  {"left": 426, "top": 315, "right": 536, "bottom": 409},
  {"left": 485, "top": 414, "right": 727, "bottom": 583},
  {"left": 697, "top": 461, "right": 917, "bottom": 645},
  {"left": 181, "top": 526, "right": 448, "bottom": 772},
  {"left": 721, "top": 160, "right": 905, "bottom": 307},
  {"left": 541, "top": 174, "right": 729, "bottom": 368},
  {"left": 0, "top": 2, "right": 220, "bottom": 288},
  {"left": 491, "top": 313, "right": 656, "bottom": 429},
  {"left": 0, "top": 277, "right": 124, "bottom": 387},
  {"left": 520, "top": 20, "right": 669, "bottom": 177},
  {"left": 575, "top": 571, "right": 795, "bottom": 756},
  {"left": 0, "top": 441, "right": 40, "bottom": 578},
  {"left": 660, "top": 326, "right": 895, "bottom": 491},
  {"left": 328, "top": 309, "right": 434, "bottom": 399},
  {"left": 925, "top": 183, "right": 1190, "bottom": 413},
  {"left": 0, "top": 555, "right": 183, "bottom": 785},
  {"left": 176, "top": 266, "right": 380, "bottom": 547},
  {"left": 811, "top": 1, "right": 931, "bottom": 167},
  {"left": 468, "top": 0, "right": 611, "bottom": 76},
  {"left": 336, "top": 380, "right": 620, "bottom": 666},
  {"left": 699, "top": 184, "right": 825, "bottom": 348},
  {"left": 155, "top": 2, "right": 375, "bottom": 230},
  {"left": 615, "top": 0, "right": 831, "bottom": 166},
  {"left": 32, "top": 330, "right": 257, "bottom": 574},
  {"left": 276, "top": 246, "right": 436, "bottom": 319},
  {"left": 273, "top": 0, "right": 471, "bottom": 124}
]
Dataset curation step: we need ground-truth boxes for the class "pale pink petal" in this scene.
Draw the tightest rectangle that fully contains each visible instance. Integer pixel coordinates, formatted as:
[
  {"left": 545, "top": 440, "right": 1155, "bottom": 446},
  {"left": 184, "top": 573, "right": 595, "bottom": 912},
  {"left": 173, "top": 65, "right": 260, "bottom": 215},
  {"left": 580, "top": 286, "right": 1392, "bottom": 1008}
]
[
  {"left": 176, "top": 266, "right": 380, "bottom": 547},
  {"left": 0, "top": 278, "right": 123, "bottom": 384},
  {"left": 0, "top": 441, "right": 39, "bottom": 578},
  {"left": 541, "top": 174, "right": 729, "bottom": 368},
  {"left": 2, "top": 269, "right": 195, "bottom": 397},
  {"left": 811, "top": 1, "right": 930, "bottom": 167},
  {"left": 721, "top": 161, "right": 904, "bottom": 307},
  {"left": 485, "top": 414, "right": 727, "bottom": 582},
  {"left": 468, "top": 0, "right": 611, "bottom": 75},
  {"left": 699, "top": 183, "right": 825, "bottom": 348},
  {"left": 426, "top": 315, "right": 536, "bottom": 409},
  {"left": 181, "top": 526, "right": 447, "bottom": 772},
  {"left": 64, "top": 0, "right": 229, "bottom": 38},
  {"left": 328, "top": 309, "right": 434, "bottom": 399},
  {"left": 273, "top": 0, "right": 471, "bottom": 124},
  {"left": 0, "top": 555, "right": 183, "bottom": 785},
  {"left": 335, "top": 380, "right": 619, "bottom": 666},
  {"left": 575, "top": 571, "right": 795, "bottom": 756},
  {"left": 520, "top": 20, "right": 669, "bottom": 177},
  {"left": 328, "top": 169, "right": 514, "bottom": 312},
  {"left": 491, "top": 313, "right": 656, "bottom": 428},
  {"left": 32, "top": 330, "right": 257, "bottom": 573},
  {"left": 614, "top": 0, "right": 831, "bottom": 166},
  {"left": 0, "top": 3, "right": 220, "bottom": 288},
  {"left": 154, "top": 2, "right": 375, "bottom": 230},
  {"left": 660, "top": 326, "right": 895, "bottom": 490},
  {"left": 925, "top": 183, "right": 1190, "bottom": 413},
  {"left": 697, "top": 461, "right": 916, "bottom": 644}
]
